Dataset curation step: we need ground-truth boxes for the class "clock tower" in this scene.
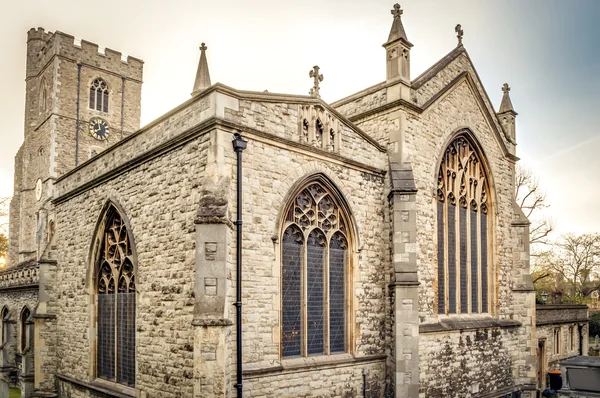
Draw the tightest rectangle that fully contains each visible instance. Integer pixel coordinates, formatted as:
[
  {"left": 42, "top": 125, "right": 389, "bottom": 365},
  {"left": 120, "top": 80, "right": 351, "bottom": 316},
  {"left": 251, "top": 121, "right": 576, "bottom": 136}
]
[{"left": 7, "top": 28, "right": 144, "bottom": 266}]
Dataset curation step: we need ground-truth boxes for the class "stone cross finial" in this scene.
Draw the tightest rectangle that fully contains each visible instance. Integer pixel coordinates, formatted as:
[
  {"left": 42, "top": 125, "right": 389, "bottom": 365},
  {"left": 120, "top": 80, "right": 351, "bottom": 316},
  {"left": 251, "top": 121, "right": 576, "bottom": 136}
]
[
  {"left": 309, "top": 65, "right": 324, "bottom": 98},
  {"left": 391, "top": 3, "right": 403, "bottom": 18},
  {"left": 200, "top": 42, "right": 207, "bottom": 52},
  {"left": 455, "top": 24, "right": 463, "bottom": 46},
  {"left": 502, "top": 83, "right": 510, "bottom": 93}
]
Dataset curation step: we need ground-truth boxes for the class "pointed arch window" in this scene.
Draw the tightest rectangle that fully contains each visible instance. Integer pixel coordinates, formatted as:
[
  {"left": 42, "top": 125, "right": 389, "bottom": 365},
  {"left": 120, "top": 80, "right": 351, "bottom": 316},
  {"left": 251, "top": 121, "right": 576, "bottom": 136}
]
[
  {"left": 281, "top": 181, "right": 350, "bottom": 357},
  {"left": 90, "top": 78, "right": 109, "bottom": 112},
  {"left": 95, "top": 207, "right": 136, "bottom": 387},
  {"left": 20, "top": 307, "right": 31, "bottom": 353},
  {"left": 1, "top": 307, "right": 9, "bottom": 346},
  {"left": 436, "top": 134, "right": 491, "bottom": 315}
]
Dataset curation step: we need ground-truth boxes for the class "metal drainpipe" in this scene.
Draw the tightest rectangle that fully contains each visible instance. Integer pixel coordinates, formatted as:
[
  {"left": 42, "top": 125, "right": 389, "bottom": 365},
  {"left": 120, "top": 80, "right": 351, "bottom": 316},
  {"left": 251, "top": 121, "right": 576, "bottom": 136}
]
[
  {"left": 120, "top": 75, "right": 125, "bottom": 140},
  {"left": 232, "top": 133, "right": 247, "bottom": 398},
  {"left": 362, "top": 368, "right": 367, "bottom": 397},
  {"left": 75, "top": 62, "right": 82, "bottom": 166}
]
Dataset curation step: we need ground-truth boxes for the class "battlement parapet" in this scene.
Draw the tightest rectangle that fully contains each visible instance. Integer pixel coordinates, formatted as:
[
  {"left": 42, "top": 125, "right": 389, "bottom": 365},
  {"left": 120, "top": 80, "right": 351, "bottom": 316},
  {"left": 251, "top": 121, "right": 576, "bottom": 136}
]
[{"left": 26, "top": 27, "right": 144, "bottom": 81}]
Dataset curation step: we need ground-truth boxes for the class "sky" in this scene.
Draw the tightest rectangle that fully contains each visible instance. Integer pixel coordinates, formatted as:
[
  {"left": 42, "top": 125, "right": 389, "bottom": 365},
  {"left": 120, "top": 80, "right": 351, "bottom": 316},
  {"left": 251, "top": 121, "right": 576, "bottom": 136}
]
[{"left": 0, "top": 0, "right": 599, "bottom": 237}]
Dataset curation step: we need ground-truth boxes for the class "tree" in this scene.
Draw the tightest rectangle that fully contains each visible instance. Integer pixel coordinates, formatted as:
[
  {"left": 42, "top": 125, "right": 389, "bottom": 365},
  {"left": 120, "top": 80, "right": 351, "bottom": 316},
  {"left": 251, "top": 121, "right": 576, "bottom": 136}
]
[
  {"left": 0, "top": 233, "right": 6, "bottom": 261},
  {"left": 536, "top": 233, "right": 600, "bottom": 302},
  {"left": 515, "top": 166, "right": 554, "bottom": 248},
  {"left": 0, "top": 196, "right": 9, "bottom": 235}
]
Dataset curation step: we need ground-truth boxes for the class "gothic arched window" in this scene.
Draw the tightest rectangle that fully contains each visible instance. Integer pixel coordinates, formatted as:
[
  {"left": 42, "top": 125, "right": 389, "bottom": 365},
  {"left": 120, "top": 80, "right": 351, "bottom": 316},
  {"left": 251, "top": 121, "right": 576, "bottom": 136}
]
[
  {"left": 20, "top": 307, "right": 30, "bottom": 353},
  {"left": 1, "top": 307, "right": 9, "bottom": 345},
  {"left": 281, "top": 180, "right": 350, "bottom": 357},
  {"left": 436, "top": 134, "right": 491, "bottom": 315},
  {"left": 90, "top": 78, "right": 109, "bottom": 112},
  {"left": 95, "top": 206, "right": 136, "bottom": 386}
]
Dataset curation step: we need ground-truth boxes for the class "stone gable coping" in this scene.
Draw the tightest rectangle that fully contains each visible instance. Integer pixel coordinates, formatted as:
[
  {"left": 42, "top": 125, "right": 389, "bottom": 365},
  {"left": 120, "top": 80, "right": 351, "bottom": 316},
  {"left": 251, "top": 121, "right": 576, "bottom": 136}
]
[
  {"left": 213, "top": 84, "right": 386, "bottom": 152},
  {"left": 53, "top": 117, "right": 386, "bottom": 205}
]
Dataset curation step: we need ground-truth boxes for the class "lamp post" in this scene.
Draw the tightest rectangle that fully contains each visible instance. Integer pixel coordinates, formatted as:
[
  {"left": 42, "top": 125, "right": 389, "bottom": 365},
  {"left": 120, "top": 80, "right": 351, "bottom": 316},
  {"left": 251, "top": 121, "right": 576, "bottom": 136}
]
[{"left": 541, "top": 290, "right": 548, "bottom": 304}]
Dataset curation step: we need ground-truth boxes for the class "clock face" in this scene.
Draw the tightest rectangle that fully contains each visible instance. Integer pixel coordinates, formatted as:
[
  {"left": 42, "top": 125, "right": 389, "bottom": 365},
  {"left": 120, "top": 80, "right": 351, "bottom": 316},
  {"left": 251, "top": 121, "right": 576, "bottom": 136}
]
[
  {"left": 89, "top": 118, "right": 109, "bottom": 141},
  {"left": 35, "top": 178, "right": 42, "bottom": 201}
]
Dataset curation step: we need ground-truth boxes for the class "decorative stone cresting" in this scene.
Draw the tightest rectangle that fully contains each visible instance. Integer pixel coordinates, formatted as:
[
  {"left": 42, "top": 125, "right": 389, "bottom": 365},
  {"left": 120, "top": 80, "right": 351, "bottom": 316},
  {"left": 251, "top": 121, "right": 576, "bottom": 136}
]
[{"left": 0, "top": 263, "right": 39, "bottom": 289}]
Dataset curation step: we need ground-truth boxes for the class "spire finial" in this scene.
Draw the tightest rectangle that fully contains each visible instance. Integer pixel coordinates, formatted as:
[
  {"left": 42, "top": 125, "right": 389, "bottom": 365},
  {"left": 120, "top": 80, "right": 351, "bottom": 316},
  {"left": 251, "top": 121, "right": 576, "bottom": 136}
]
[
  {"left": 499, "top": 82, "right": 517, "bottom": 114},
  {"left": 455, "top": 24, "right": 463, "bottom": 46},
  {"left": 386, "top": 3, "right": 410, "bottom": 45},
  {"left": 309, "top": 65, "right": 323, "bottom": 98},
  {"left": 192, "top": 42, "right": 212, "bottom": 96}
]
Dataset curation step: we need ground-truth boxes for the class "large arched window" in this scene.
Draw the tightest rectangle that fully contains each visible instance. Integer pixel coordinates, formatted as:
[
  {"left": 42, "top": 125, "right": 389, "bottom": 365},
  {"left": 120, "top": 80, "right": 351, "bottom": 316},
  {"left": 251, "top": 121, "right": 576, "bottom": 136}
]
[
  {"left": 90, "top": 78, "right": 109, "bottom": 112},
  {"left": 436, "top": 134, "right": 491, "bottom": 315},
  {"left": 281, "top": 180, "right": 350, "bottom": 357},
  {"left": 95, "top": 206, "right": 136, "bottom": 386}
]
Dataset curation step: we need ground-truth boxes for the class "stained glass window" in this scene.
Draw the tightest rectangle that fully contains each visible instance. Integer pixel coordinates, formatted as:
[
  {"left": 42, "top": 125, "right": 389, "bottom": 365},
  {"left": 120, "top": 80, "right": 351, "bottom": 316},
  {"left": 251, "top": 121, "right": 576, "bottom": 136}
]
[
  {"left": 436, "top": 134, "right": 490, "bottom": 315},
  {"left": 90, "top": 78, "right": 109, "bottom": 112},
  {"left": 96, "top": 207, "right": 136, "bottom": 386},
  {"left": 281, "top": 180, "right": 349, "bottom": 357}
]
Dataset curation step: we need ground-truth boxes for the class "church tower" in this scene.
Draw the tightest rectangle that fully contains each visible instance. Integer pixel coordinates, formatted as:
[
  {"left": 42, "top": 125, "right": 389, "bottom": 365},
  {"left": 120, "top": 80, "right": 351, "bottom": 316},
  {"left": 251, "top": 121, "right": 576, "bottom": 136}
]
[{"left": 7, "top": 28, "right": 144, "bottom": 266}]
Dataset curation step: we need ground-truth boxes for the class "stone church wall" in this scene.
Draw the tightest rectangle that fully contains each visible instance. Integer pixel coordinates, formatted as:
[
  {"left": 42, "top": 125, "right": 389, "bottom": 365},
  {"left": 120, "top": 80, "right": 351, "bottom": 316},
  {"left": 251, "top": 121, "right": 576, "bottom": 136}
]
[
  {"left": 0, "top": 289, "right": 38, "bottom": 369},
  {"left": 332, "top": 49, "right": 535, "bottom": 395},
  {"left": 219, "top": 96, "right": 390, "bottom": 396},
  {"left": 53, "top": 131, "right": 211, "bottom": 398}
]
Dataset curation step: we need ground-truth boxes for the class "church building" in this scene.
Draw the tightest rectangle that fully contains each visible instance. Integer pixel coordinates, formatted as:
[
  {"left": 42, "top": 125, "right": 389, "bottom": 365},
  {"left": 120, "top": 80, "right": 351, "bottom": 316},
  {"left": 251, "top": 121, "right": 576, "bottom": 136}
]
[{"left": 2, "top": 4, "right": 556, "bottom": 397}]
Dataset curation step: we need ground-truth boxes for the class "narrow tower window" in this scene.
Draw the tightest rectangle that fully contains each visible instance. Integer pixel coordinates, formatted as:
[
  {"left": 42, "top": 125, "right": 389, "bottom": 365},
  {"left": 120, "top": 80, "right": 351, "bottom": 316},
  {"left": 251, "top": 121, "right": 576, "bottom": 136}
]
[{"left": 90, "top": 78, "right": 109, "bottom": 112}]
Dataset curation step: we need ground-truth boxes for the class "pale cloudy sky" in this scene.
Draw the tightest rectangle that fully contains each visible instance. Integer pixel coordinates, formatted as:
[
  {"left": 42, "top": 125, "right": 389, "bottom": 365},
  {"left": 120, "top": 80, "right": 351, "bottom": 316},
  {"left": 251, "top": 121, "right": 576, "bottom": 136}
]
[{"left": 0, "top": 0, "right": 599, "bottom": 236}]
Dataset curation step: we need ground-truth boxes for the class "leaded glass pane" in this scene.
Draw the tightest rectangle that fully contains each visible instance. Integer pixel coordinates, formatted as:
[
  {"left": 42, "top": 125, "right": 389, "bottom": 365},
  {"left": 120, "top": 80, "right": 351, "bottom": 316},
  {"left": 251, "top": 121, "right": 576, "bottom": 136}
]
[
  {"left": 117, "top": 293, "right": 136, "bottom": 386},
  {"left": 89, "top": 88, "right": 95, "bottom": 110},
  {"left": 470, "top": 210, "right": 479, "bottom": 312},
  {"left": 282, "top": 226, "right": 303, "bottom": 357},
  {"left": 481, "top": 212, "right": 488, "bottom": 312},
  {"left": 98, "top": 294, "right": 115, "bottom": 381},
  {"left": 437, "top": 201, "right": 445, "bottom": 314},
  {"left": 447, "top": 205, "right": 456, "bottom": 314},
  {"left": 96, "top": 90, "right": 102, "bottom": 111},
  {"left": 329, "top": 233, "right": 346, "bottom": 353},
  {"left": 307, "top": 229, "right": 325, "bottom": 355},
  {"left": 460, "top": 207, "right": 468, "bottom": 313},
  {"left": 103, "top": 91, "right": 109, "bottom": 113}
]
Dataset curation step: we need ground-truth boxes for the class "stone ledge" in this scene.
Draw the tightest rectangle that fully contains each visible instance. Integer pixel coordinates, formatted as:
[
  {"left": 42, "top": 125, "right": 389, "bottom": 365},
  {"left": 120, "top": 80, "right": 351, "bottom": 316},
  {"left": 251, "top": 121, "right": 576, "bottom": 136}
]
[
  {"left": 536, "top": 319, "right": 588, "bottom": 326},
  {"left": 191, "top": 318, "right": 233, "bottom": 327},
  {"left": 56, "top": 374, "right": 135, "bottom": 398},
  {"left": 420, "top": 317, "right": 521, "bottom": 333},
  {"left": 243, "top": 353, "right": 386, "bottom": 379}
]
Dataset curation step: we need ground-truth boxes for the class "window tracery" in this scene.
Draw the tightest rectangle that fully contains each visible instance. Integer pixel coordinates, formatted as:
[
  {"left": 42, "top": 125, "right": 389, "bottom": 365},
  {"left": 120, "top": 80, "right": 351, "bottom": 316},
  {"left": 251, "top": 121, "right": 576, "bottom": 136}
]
[
  {"left": 96, "top": 207, "right": 135, "bottom": 387},
  {"left": 282, "top": 180, "right": 349, "bottom": 357},
  {"left": 436, "top": 134, "right": 490, "bottom": 315},
  {"left": 90, "top": 78, "right": 109, "bottom": 112}
]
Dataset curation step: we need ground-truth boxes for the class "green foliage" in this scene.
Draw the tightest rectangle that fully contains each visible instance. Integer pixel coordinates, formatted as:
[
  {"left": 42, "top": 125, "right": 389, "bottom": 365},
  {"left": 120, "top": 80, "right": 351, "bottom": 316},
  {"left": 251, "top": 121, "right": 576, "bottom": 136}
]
[
  {"left": 590, "top": 313, "right": 600, "bottom": 339},
  {"left": 0, "top": 233, "right": 6, "bottom": 260}
]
